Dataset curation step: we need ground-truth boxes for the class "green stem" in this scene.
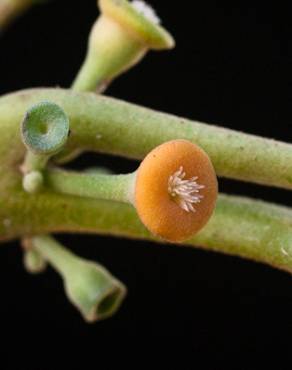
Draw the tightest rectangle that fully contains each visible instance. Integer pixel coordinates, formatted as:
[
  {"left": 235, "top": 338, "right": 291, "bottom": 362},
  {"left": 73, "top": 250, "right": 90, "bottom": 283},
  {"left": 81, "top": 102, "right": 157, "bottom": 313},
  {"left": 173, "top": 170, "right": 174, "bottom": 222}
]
[
  {"left": 2, "top": 89, "right": 292, "bottom": 272},
  {"left": 72, "top": 57, "right": 111, "bottom": 93},
  {"left": 192, "top": 195, "right": 292, "bottom": 273},
  {"left": 72, "top": 17, "right": 146, "bottom": 93},
  {"left": 31, "top": 235, "right": 76, "bottom": 275},
  {"left": 21, "top": 151, "right": 48, "bottom": 173},
  {"left": 43, "top": 169, "right": 292, "bottom": 272},
  {"left": 5, "top": 193, "right": 292, "bottom": 274},
  {"left": 45, "top": 168, "right": 135, "bottom": 204},
  {"left": 1, "top": 88, "right": 292, "bottom": 190}
]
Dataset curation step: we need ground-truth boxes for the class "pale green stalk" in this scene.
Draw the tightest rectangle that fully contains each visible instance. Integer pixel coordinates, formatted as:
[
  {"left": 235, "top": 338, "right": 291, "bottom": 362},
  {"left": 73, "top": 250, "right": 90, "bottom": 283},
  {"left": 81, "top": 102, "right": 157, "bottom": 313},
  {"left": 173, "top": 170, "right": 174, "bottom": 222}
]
[
  {"left": 1, "top": 89, "right": 292, "bottom": 273},
  {"left": 45, "top": 168, "right": 135, "bottom": 204},
  {"left": 43, "top": 168, "right": 292, "bottom": 273},
  {"left": 22, "top": 151, "right": 48, "bottom": 173},
  {"left": 2, "top": 88, "right": 292, "bottom": 190},
  {"left": 3, "top": 190, "right": 292, "bottom": 273}
]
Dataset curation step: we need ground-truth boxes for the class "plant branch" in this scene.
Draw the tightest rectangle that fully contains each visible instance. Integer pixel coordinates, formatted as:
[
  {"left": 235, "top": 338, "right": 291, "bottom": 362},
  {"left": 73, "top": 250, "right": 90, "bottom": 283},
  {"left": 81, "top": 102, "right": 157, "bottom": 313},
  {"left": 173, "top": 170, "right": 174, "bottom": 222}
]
[
  {"left": 2, "top": 89, "right": 292, "bottom": 272},
  {"left": 3, "top": 188, "right": 292, "bottom": 273},
  {"left": 1, "top": 88, "right": 292, "bottom": 190},
  {"left": 45, "top": 168, "right": 135, "bottom": 204}
]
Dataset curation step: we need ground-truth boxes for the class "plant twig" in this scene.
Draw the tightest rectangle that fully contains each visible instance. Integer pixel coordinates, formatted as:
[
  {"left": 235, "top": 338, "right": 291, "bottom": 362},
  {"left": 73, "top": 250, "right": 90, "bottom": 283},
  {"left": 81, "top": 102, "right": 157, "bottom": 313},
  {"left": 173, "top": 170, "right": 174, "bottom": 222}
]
[
  {"left": 1, "top": 88, "right": 292, "bottom": 190},
  {"left": 3, "top": 189, "right": 292, "bottom": 273},
  {"left": 2, "top": 89, "right": 292, "bottom": 272},
  {"left": 45, "top": 168, "right": 135, "bottom": 204}
]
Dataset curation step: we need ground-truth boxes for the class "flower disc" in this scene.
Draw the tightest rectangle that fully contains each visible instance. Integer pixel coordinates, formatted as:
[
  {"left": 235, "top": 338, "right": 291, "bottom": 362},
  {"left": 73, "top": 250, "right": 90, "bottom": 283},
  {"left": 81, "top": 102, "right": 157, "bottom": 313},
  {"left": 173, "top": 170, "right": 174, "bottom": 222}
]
[{"left": 135, "top": 140, "right": 218, "bottom": 242}]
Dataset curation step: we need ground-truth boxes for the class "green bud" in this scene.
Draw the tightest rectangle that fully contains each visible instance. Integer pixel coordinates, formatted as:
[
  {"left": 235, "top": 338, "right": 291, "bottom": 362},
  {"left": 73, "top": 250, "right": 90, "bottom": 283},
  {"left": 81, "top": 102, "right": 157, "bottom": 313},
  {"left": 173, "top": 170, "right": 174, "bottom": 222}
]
[
  {"left": 22, "top": 170, "right": 43, "bottom": 193},
  {"left": 23, "top": 248, "right": 47, "bottom": 274}
]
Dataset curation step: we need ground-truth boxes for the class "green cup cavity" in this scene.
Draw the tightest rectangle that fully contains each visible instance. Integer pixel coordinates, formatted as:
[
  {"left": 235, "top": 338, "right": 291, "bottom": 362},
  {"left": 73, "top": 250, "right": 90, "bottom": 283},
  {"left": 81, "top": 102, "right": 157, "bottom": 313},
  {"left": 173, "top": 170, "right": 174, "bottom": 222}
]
[{"left": 21, "top": 101, "right": 70, "bottom": 155}]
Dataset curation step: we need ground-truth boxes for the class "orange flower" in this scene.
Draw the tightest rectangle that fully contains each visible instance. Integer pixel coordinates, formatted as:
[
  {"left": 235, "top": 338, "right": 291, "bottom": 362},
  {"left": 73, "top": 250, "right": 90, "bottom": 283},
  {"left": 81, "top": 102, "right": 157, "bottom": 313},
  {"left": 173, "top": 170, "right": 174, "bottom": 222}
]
[{"left": 135, "top": 140, "right": 218, "bottom": 242}]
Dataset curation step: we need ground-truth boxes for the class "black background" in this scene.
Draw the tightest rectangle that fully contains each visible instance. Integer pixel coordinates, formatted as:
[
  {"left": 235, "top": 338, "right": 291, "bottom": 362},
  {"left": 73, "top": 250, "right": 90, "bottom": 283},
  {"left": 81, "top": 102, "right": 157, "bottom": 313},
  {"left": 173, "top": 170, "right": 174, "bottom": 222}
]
[{"left": 1, "top": 0, "right": 292, "bottom": 368}]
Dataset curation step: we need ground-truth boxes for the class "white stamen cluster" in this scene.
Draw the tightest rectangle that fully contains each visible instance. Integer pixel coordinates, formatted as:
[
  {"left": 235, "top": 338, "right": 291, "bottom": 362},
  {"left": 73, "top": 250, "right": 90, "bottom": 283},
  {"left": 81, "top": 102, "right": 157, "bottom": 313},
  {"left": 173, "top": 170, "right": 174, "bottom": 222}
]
[
  {"left": 168, "top": 166, "right": 205, "bottom": 213},
  {"left": 131, "top": 0, "right": 161, "bottom": 25}
]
